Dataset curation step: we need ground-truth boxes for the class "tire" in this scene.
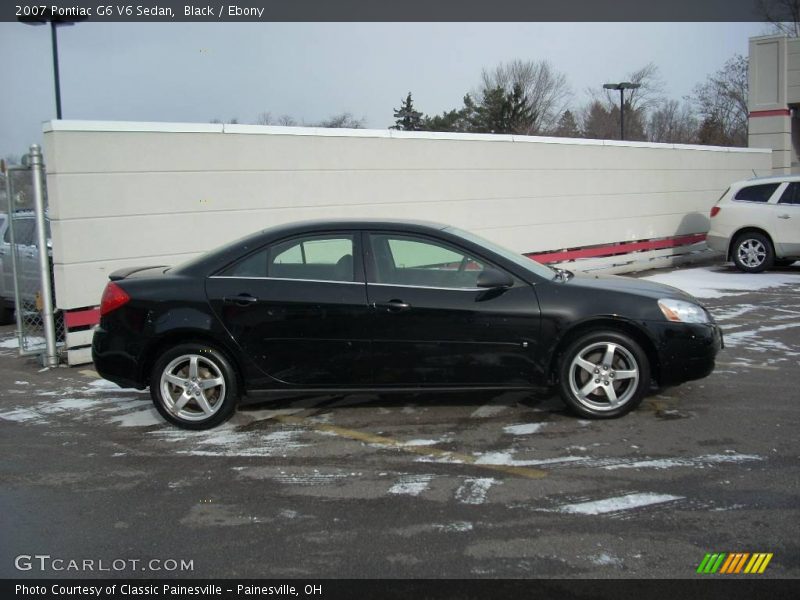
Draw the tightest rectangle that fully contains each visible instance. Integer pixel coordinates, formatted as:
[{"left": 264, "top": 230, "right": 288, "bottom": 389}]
[
  {"left": 150, "top": 343, "right": 239, "bottom": 429},
  {"left": 557, "top": 331, "right": 650, "bottom": 419},
  {"left": 732, "top": 232, "right": 774, "bottom": 273},
  {"left": 0, "top": 301, "right": 14, "bottom": 326}
]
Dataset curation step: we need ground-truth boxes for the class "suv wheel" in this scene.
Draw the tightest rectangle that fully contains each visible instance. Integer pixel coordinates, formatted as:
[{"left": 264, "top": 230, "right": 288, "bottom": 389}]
[
  {"left": 150, "top": 343, "right": 239, "bottom": 429},
  {"left": 558, "top": 331, "right": 650, "bottom": 419},
  {"left": 732, "top": 232, "right": 774, "bottom": 273}
]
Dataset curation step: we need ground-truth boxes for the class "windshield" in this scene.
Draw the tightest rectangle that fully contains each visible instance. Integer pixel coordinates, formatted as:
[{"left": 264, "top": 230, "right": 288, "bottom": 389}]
[{"left": 445, "top": 226, "right": 556, "bottom": 280}]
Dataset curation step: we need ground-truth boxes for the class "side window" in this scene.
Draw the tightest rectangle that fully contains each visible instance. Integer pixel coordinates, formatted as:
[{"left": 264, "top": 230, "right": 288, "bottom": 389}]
[
  {"left": 268, "top": 235, "right": 354, "bottom": 282},
  {"left": 220, "top": 248, "right": 269, "bottom": 278},
  {"left": 734, "top": 183, "right": 780, "bottom": 203},
  {"left": 778, "top": 182, "right": 800, "bottom": 205},
  {"left": 370, "top": 234, "right": 487, "bottom": 288},
  {"left": 9, "top": 219, "right": 36, "bottom": 245}
]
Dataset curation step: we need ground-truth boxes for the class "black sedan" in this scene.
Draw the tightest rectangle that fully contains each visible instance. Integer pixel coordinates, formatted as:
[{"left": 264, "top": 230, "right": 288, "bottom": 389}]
[{"left": 92, "top": 220, "right": 723, "bottom": 429}]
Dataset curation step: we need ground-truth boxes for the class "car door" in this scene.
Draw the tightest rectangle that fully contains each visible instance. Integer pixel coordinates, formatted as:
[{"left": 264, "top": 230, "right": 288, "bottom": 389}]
[
  {"left": 365, "top": 231, "right": 541, "bottom": 387},
  {"left": 773, "top": 182, "right": 800, "bottom": 256},
  {"left": 206, "top": 232, "right": 371, "bottom": 387}
]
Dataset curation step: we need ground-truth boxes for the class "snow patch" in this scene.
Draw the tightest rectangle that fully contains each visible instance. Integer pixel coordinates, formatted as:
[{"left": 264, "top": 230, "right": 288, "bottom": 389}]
[
  {"left": 503, "top": 423, "right": 545, "bottom": 435},
  {"left": 455, "top": 477, "right": 499, "bottom": 505},
  {"left": 553, "top": 493, "right": 683, "bottom": 515},
  {"left": 643, "top": 267, "right": 800, "bottom": 298},
  {"left": 388, "top": 474, "right": 434, "bottom": 496},
  {"left": 109, "top": 408, "right": 162, "bottom": 427}
]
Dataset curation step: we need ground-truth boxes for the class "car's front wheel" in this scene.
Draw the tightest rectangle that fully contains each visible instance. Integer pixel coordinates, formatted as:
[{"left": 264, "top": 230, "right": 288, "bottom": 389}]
[
  {"left": 732, "top": 232, "right": 774, "bottom": 273},
  {"left": 557, "top": 331, "right": 650, "bottom": 419},
  {"left": 150, "top": 343, "right": 239, "bottom": 429}
]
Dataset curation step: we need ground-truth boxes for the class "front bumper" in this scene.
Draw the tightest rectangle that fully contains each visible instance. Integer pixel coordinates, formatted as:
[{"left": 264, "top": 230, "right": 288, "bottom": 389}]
[{"left": 650, "top": 320, "right": 723, "bottom": 387}]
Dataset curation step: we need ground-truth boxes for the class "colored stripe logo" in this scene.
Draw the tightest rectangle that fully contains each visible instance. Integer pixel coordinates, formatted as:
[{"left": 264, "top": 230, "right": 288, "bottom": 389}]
[{"left": 697, "top": 552, "right": 773, "bottom": 574}]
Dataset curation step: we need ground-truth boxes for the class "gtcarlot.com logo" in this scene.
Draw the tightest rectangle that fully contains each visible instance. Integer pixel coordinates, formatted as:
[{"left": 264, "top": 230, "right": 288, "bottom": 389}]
[{"left": 697, "top": 552, "right": 773, "bottom": 574}]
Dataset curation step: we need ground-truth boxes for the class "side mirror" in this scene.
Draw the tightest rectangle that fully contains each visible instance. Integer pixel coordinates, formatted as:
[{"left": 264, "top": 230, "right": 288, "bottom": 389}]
[{"left": 476, "top": 268, "right": 513, "bottom": 289}]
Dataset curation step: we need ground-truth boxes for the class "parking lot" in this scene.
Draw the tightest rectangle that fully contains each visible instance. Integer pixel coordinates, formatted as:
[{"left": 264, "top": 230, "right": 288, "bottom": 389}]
[{"left": 0, "top": 263, "right": 798, "bottom": 579}]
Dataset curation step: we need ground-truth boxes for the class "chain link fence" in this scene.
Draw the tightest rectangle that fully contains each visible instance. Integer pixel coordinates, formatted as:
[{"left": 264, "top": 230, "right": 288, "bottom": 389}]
[{"left": 2, "top": 162, "right": 64, "bottom": 359}]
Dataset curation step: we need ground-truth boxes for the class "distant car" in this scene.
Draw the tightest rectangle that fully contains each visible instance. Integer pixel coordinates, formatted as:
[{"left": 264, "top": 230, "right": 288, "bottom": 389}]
[
  {"left": 93, "top": 220, "right": 723, "bottom": 429},
  {"left": 707, "top": 176, "right": 800, "bottom": 273},
  {"left": 0, "top": 210, "right": 52, "bottom": 325}
]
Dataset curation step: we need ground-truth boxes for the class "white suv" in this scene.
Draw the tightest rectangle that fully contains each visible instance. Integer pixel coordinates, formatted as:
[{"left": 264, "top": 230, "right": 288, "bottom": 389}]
[{"left": 707, "top": 175, "right": 800, "bottom": 272}]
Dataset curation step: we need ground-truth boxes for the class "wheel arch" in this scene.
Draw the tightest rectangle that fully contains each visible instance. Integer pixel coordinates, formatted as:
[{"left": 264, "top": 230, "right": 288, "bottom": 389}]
[
  {"left": 548, "top": 317, "right": 660, "bottom": 386},
  {"left": 728, "top": 227, "right": 775, "bottom": 261},
  {"left": 139, "top": 330, "right": 245, "bottom": 392}
]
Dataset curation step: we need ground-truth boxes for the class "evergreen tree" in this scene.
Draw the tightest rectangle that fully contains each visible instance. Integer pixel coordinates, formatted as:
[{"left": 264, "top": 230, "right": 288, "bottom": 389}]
[
  {"left": 553, "top": 110, "right": 581, "bottom": 138},
  {"left": 392, "top": 92, "right": 423, "bottom": 131}
]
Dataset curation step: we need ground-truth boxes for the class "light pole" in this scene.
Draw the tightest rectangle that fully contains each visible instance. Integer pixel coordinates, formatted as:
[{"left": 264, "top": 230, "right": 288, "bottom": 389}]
[
  {"left": 19, "top": 12, "right": 86, "bottom": 119},
  {"left": 603, "top": 82, "right": 641, "bottom": 141}
]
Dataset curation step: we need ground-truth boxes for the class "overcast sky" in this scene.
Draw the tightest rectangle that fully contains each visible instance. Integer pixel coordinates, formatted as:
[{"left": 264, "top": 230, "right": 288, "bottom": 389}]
[{"left": 0, "top": 21, "right": 767, "bottom": 156}]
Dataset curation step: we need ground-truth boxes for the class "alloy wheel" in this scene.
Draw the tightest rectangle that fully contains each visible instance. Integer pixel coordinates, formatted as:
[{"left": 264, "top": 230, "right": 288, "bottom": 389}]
[
  {"left": 159, "top": 354, "right": 227, "bottom": 422},
  {"left": 737, "top": 238, "right": 767, "bottom": 268},
  {"left": 568, "top": 341, "right": 640, "bottom": 412}
]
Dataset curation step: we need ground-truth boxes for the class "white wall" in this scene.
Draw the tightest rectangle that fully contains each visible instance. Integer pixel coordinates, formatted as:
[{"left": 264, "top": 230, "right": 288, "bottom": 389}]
[{"left": 43, "top": 120, "right": 772, "bottom": 310}]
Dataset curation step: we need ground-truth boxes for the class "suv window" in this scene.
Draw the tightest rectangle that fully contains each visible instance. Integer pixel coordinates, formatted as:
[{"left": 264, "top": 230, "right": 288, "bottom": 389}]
[
  {"left": 778, "top": 182, "right": 800, "bottom": 205},
  {"left": 4, "top": 218, "right": 36, "bottom": 245},
  {"left": 734, "top": 183, "right": 780, "bottom": 203},
  {"left": 370, "top": 234, "right": 487, "bottom": 289},
  {"left": 220, "top": 235, "right": 355, "bottom": 282}
]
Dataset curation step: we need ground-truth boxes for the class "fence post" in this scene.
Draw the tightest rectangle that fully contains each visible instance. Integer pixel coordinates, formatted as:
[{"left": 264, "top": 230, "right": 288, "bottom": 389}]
[{"left": 29, "top": 144, "right": 58, "bottom": 368}]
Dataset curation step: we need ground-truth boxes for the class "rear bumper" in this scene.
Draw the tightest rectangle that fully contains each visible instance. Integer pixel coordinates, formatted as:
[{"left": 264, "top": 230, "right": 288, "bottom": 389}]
[
  {"left": 92, "top": 325, "right": 147, "bottom": 389},
  {"left": 705, "top": 233, "right": 729, "bottom": 255},
  {"left": 652, "top": 321, "right": 723, "bottom": 386}
]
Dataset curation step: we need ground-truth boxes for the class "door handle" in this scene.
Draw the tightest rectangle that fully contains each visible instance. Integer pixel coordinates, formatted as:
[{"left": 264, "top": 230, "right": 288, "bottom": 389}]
[
  {"left": 374, "top": 299, "right": 411, "bottom": 312},
  {"left": 778, "top": 214, "right": 791, "bottom": 219},
  {"left": 223, "top": 294, "right": 259, "bottom": 306}
]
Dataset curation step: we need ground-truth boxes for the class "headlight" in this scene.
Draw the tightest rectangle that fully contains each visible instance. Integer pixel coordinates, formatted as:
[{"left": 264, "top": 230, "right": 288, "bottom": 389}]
[{"left": 657, "top": 298, "right": 709, "bottom": 324}]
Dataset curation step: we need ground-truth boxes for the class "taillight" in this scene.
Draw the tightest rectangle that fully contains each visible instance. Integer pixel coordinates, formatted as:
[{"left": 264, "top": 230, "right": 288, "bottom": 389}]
[
  {"left": 710, "top": 206, "right": 721, "bottom": 218},
  {"left": 100, "top": 282, "right": 130, "bottom": 316}
]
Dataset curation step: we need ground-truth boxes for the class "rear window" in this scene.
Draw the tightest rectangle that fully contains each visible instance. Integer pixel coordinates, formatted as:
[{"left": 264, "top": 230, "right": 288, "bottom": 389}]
[{"left": 734, "top": 183, "right": 780, "bottom": 203}]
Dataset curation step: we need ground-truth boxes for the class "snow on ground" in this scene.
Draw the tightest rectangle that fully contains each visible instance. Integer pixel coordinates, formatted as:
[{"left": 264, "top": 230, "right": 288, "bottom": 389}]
[
  {"left": 552, "top": 493, "right": 683, "bottom": 515},
  {"left": 503, "top": 423, "right": 545, "bottom": 435},
  {"left": 642, "top": 267, "right": 800, "bottom": 299},
  {"left": 455, "top": 477, "right": 499, "bottom": 505},
  {"left": 388, "top": 474, "right": 435, "bottom": 496}
]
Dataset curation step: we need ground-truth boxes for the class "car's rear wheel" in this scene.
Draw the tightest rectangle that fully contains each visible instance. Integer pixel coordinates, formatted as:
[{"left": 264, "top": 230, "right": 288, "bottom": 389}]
[
  {"left": 557, "top": 331, "right": 650, "bottom": 419},
  {"left": 150, "top": 343, "right": 239, "bottom": 429},
  {"left": 732, "top": 232, "right": 774, "bottom": 273}
]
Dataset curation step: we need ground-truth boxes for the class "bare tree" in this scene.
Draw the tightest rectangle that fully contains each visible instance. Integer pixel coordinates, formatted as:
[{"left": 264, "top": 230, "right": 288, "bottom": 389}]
[
  {"left": 600, "top": 62, "right": 665, "bottom": 114},
  {"left": 759, "top": 0, "right": 800, "bottom": 36},
  {"left": 277, "top": 115, "right": 297, "bottom": 126},
  {"left": 479, "top": 59, "right": 571, "bottom": 134},
  {"left": 314, "top": 112, "right": 365, "bottom": 129},
  {"left": 691, "top": 55, "right": 748, "bottom": 146},
  {"left": 256, "top": 112, "right": 274, "bottom": 125},
  {"left": 647, "top": 99, "right": 698, "bottom": 143}
]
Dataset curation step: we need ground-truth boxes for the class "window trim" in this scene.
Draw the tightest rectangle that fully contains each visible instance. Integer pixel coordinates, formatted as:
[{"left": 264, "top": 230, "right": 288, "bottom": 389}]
[
  {"left": 364, "top": 230, "right": 516, "bottom": 290},
  {"left": 211, "top": 230, "right": 364, "bottom": 283}
]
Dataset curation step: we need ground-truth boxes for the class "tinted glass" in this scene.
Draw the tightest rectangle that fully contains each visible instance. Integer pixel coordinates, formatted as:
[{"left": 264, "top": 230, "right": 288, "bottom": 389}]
[
  {"left": 778, "top": 182, "right": 800, "bottom": 205},
  {"left": 734, "top": 183, "right": 779, "bottom": 202},
  {"left": 370, "top": 234, "right": 487, "bottom": 288},
  {"left": 220, "top": 235, "right": 355, "bottom": 282},
  {"left": 269, "top": 235, "right": 354, "bottom": 281}
]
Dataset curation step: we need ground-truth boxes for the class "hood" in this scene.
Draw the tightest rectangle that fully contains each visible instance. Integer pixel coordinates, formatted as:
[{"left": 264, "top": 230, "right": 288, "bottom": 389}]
[{"left": 562, "top": 272, "right": 699, "bottom": 303}]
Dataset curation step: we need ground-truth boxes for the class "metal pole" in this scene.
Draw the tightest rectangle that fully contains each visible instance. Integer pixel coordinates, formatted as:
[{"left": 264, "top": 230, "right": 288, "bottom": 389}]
[
  {"left": 29, "top": 144, "right": 58, "bottom": 367},
  {"left": 619, "top": 88, "right": 625, "bottom": 141},
  {"left": 50, "top": 21, "right": 62, "bottom": 119}
]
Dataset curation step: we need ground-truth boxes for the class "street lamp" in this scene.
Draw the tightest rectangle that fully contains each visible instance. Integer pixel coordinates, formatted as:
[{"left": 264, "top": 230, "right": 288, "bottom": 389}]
[
  {"left": 603, "top": 82, "right": 641, "bottom": 141},
  {"left": 19, "top": 11, "right": 87, "bottom": 119}
]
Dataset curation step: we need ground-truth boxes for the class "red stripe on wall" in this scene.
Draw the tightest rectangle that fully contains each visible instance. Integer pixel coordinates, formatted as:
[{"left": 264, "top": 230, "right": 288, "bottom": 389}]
[
  {"left": 526, "top": 233, "right": 707, "bottom": 264},
  {"left": 64, "top": 308, "right": 100, "bottom": 329},
  {"left": 749, "top": 108, "right": 791, "bottom": 117}
]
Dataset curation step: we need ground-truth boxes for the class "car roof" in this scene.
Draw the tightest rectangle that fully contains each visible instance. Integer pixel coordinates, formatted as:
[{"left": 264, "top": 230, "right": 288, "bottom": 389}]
[
  {"left": 257, "top": 218, "right": 449, "bottom": 236},
  {"left": 736, "top": 174, "right": 800, "bottom": 186}
]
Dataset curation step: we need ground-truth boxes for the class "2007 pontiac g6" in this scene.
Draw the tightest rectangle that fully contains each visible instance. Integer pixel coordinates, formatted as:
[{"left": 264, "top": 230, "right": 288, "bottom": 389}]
[{"left": 92, "top": 220, "right": 723, "bottom": 429}]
